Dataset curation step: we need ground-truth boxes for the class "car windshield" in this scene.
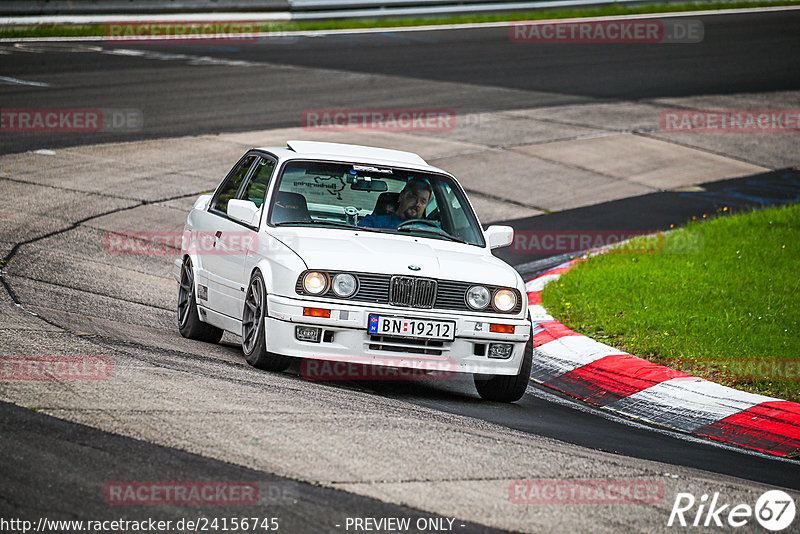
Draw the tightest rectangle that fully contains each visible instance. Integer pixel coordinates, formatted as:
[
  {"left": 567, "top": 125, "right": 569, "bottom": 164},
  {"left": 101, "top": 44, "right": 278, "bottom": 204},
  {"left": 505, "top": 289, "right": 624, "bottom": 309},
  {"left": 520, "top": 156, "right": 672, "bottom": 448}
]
[{"left": 268, "top": 160, "right": 486, "bottom": 247}]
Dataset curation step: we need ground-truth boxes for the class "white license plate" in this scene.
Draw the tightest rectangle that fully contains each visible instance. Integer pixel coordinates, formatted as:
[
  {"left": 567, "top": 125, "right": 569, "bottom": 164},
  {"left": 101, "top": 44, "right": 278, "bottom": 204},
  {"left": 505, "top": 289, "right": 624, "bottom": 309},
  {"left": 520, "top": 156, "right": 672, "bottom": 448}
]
[{"left": 368, "top": 314, "right": 455, "bottom": 341}]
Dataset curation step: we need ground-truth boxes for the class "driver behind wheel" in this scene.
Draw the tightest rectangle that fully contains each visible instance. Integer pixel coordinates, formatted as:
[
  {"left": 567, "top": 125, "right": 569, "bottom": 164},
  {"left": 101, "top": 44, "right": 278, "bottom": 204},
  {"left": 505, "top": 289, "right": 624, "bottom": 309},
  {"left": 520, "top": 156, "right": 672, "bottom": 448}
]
[{"left": 358, "top": 178, "right": 432, "bottom": 229}]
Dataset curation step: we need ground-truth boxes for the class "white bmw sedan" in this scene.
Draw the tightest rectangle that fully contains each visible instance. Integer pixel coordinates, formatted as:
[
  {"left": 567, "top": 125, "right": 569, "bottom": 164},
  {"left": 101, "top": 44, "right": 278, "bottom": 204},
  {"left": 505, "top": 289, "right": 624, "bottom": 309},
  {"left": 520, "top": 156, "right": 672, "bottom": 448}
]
[{"left": 174, "top": 140, "right": 532, "bottom": 402}]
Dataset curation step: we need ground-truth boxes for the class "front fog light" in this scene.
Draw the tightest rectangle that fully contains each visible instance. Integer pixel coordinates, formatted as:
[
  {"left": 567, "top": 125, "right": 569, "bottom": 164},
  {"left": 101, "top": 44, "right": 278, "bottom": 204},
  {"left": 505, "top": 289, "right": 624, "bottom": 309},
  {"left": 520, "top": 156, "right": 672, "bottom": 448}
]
[
  {"left": 331, "top": 273, "right": 357, "bottom": 297},
  {"left": 493, "top": 289, "right": 517, "bottom": 312},
  {"left": 488, "top": 343, "right": 514, "bottom": 359},
  {"left": 303, "top": 271, "right": 328, "bottom": 295},
  {"left": 296, "top": 326, "right": 321, "bottom": 343}
]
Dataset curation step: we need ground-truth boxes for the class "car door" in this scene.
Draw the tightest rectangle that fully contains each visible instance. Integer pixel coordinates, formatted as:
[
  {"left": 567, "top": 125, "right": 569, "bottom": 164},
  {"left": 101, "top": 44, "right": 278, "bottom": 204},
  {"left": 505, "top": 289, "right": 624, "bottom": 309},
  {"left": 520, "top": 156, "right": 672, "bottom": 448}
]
[
  {"left": 231, "top": 155, "right": 278, "bottom": 319},
  {"left": 192, "top": 153, "right": 258, "bottom": 319}
]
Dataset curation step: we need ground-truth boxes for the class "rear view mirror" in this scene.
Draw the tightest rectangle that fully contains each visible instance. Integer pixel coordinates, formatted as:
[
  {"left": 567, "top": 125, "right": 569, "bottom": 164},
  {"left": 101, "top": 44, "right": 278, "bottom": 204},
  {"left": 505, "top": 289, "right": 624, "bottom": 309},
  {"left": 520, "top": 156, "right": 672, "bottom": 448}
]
[
  {"left": 351, "top": 180, "right": 388, "bottom": 192},
  {"left": 228, "top": 199, "right": 260, "bottom": 227}
]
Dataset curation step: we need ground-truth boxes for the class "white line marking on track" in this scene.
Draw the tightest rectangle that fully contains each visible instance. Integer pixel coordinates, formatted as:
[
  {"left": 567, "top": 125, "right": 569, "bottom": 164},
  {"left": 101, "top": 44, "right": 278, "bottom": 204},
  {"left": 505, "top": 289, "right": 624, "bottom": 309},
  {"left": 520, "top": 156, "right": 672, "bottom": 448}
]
[
  {"left": 13, "top": 42, "right": 103, "bottom": 53},
  {"left": 102, "top": 48, "right": 261, "bottom": 67},
  {"left": 0, "top": 75, "right": 49, "bottom": 87}
]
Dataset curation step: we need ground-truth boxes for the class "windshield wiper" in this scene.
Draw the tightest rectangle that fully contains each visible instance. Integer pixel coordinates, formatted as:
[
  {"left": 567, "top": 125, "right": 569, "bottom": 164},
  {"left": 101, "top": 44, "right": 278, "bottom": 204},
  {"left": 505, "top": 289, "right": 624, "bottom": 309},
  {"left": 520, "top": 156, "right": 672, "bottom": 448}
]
[
  {"left": 274, "top": 220, "right": 358, "bottom": 229},
  {"left": 395, "top": 227, "right": 466, "bottom": 244},
  {"left": 273, "top": 220, "right": 386, "bottom": 233}
]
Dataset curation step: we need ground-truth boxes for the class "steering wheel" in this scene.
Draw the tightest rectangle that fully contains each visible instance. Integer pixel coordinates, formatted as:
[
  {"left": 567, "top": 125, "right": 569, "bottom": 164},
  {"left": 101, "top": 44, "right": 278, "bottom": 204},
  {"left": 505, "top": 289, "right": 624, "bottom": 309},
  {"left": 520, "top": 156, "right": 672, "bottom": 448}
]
[{"left": 396, "top": 218, "right": 441, "bottom": 230}]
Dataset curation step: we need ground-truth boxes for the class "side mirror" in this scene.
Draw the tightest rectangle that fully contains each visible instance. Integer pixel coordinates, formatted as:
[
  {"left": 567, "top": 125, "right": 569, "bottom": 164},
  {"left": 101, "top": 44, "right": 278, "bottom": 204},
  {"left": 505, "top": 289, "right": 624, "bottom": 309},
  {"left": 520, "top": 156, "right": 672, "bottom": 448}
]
[
  {"left": 228, "top": 199, "right": 260, "bottom": 227},
  {"left": 193, "top": 194, "right": 212, "bottom": 210},
  {"left": 485, "top": 225, "right": 514, "bottom": 249}
]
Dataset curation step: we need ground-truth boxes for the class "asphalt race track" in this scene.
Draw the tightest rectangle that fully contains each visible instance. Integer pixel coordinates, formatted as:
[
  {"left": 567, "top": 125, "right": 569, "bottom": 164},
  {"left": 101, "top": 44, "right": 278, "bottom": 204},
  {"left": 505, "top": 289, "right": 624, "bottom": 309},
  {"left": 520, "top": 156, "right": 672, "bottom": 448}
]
[
  {"left": 0, "top": 401, "right": 504, "bottom": 533},
  {"left": 2, "top": 10, "right": 799, "bottom": 155},
  {"left": 1, "top": 8, "right": 800, "bottom": 533}
]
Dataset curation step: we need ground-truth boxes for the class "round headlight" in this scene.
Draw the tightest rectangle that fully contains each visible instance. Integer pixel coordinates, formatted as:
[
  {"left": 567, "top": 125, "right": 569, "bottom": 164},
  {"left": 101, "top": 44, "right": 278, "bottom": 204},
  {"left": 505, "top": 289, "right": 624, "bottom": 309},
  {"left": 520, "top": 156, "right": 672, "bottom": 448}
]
[
  {"left": 493, "top": 289, "right": 517, "bottom": 312},
  {"left": 466, "top": 285, "right": 491, "bottom": 310},
  {"left": 302, "top": 271, "right": 328, "bottom": 295},
  {"left": 331, "top": 273, "right": 357, "bottom": 298}
]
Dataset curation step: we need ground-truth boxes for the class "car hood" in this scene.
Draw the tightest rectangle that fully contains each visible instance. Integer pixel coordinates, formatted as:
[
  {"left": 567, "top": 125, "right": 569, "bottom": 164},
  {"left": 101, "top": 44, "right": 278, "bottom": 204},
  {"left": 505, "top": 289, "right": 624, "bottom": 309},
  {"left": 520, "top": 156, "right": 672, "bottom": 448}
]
[{"left": 269, "top": 227, "right": 520, "bottom": 287}]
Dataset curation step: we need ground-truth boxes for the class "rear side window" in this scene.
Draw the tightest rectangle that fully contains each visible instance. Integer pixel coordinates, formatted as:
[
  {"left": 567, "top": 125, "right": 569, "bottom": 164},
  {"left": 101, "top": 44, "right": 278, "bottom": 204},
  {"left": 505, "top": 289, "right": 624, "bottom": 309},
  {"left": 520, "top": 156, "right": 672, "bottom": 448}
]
[
  {"left": 240, "top": 157, "right": 276, "bottom": 208},
  {"left": 212, "top": 155, "right": 256, "bottom": 214}
]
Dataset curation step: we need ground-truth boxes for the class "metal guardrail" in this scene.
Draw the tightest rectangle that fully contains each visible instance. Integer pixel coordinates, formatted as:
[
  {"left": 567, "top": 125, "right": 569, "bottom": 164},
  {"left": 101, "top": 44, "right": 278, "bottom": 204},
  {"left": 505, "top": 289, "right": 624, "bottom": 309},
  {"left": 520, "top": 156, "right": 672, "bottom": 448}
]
[
  {"left": 1, "top": 0, "right": 620, "bottom": 16},
  {"left": 288, "top": 0, "right": 527, "bottom": 9},
  {"left": 1, "top": 1, "right": 289, "bottom": 15},
  {"left": 7, "top": 0, "right": 747, "bottom": 23},
  {"left": 289, "top": 0, "right": 650, "bottom": 20}
]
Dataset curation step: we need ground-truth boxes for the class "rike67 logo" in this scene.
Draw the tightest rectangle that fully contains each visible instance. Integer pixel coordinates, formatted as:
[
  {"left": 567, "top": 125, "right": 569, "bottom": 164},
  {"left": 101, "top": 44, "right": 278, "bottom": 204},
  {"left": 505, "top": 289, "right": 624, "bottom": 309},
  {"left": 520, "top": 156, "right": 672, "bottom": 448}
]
[{"left": 668, "top": 490, "right": 796, "bottom": 531}]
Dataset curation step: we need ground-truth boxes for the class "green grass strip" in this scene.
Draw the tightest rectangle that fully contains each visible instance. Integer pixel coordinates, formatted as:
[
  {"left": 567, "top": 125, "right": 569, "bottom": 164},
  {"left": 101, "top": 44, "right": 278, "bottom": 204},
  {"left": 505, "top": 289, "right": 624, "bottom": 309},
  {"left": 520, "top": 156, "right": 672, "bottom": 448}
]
[
  {"left": 541, "top": 203, "right": 800, "bottom": 402},
  {"left": 2, "top": 1, "right": 799, "bottom": 39}
]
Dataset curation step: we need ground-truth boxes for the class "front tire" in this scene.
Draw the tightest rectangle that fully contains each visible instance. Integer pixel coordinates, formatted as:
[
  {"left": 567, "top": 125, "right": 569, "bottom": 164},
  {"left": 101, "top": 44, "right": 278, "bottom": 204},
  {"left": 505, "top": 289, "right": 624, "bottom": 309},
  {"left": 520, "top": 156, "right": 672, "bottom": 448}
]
[
  {"left": 242, "top": 270, "right": 292, "bottom": 372},
  {"left": 473, "top": 337, "right": 533, "bottom": 402},
  {"left": 177, "top": 257, "right": 224, "bottom": 343}
]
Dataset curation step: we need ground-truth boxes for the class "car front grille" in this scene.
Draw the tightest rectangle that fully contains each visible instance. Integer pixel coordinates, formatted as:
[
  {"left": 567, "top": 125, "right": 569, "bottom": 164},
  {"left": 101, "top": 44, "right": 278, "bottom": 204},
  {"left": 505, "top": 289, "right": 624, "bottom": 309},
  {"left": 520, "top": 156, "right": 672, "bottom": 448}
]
[
  {"left": 389, "top": 276, "right": 436, "bottom": 309},
  {"left": 353, "top": 273, "right": 390, "bottom": 304},
  {"left": 435, "top": 280, "right": 472, "bottom": 310}
]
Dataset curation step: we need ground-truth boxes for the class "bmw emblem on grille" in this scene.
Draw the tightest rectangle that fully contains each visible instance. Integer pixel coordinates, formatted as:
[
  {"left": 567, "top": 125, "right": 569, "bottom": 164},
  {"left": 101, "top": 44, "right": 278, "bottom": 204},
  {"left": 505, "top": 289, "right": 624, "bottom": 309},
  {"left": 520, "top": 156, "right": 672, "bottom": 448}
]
[{"left": 408, "top": 265, "right": 421, "bottom": 271}]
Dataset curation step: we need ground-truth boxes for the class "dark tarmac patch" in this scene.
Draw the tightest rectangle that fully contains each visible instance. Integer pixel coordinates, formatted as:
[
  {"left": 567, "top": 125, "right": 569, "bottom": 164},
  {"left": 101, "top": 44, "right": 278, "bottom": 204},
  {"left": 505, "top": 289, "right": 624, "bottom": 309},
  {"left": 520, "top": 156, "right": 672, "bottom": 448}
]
[{"left": 495, "top": 168, "right": 800, "bottom": 272}]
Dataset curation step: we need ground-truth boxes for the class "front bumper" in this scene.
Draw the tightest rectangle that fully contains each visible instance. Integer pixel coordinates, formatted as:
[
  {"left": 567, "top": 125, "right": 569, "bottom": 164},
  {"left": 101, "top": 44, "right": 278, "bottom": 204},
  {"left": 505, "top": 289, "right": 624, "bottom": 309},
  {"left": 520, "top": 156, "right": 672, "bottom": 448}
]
[{"left": 265, "top": 294, "right": 530, "bottom": 376}]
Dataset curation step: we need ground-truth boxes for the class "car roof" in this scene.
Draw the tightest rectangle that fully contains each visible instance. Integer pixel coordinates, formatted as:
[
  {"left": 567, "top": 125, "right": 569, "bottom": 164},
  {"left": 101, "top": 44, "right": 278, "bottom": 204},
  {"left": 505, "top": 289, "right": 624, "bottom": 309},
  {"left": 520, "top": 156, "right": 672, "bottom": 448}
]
[{"left": 254, "top": 140, "right": 453, "bottom": 176}]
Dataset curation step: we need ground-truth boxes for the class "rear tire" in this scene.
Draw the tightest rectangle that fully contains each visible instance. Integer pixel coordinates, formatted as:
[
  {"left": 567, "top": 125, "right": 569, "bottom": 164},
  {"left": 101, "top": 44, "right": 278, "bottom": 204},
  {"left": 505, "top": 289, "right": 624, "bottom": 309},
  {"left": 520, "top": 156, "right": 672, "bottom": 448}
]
[
  {"left": 473, "top": 336, "right": 533, "bottom": 402},
  {"left": 177, "top": 257, "right": 224, "bottom": 343},
  {"left": 242, "top": 270, "right": 292, "bottom": 372}
]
